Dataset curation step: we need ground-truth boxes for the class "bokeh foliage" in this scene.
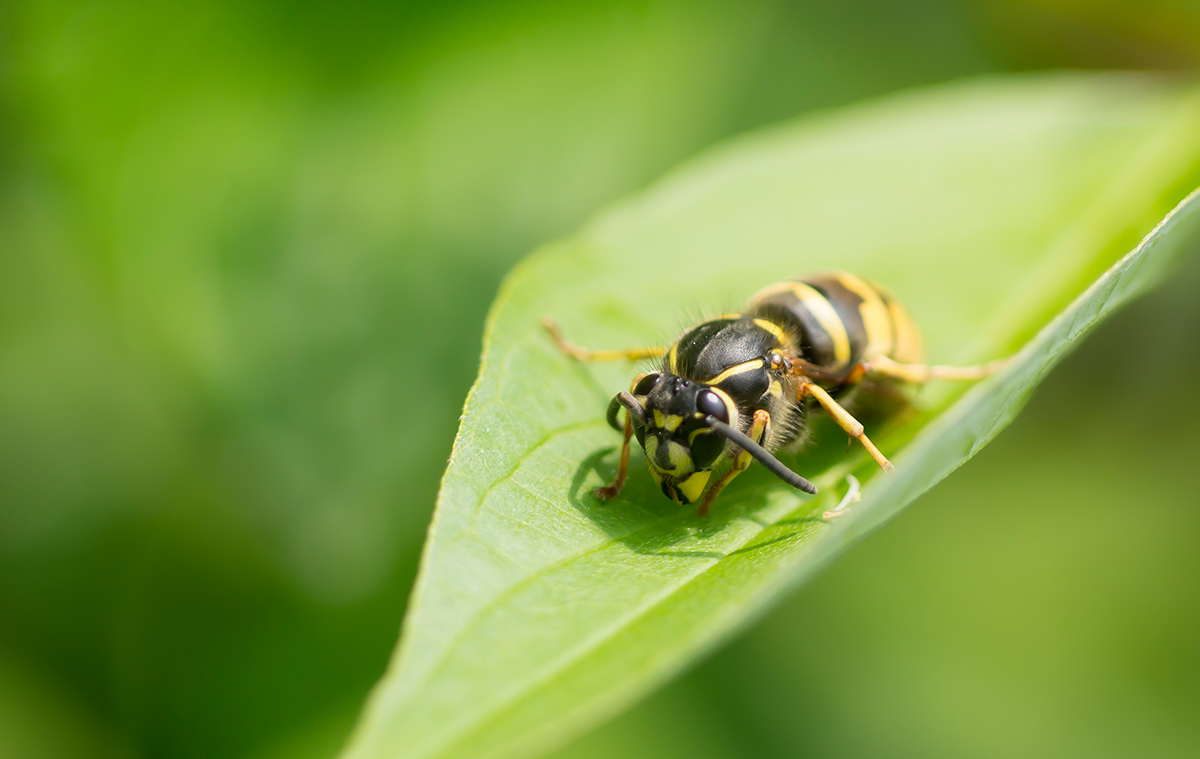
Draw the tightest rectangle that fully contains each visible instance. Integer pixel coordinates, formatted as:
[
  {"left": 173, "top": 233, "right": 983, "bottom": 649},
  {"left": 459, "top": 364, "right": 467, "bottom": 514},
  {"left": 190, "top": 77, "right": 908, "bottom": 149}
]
[{"left": 1, "top": 1, "right": 1199, "bottom": 758}]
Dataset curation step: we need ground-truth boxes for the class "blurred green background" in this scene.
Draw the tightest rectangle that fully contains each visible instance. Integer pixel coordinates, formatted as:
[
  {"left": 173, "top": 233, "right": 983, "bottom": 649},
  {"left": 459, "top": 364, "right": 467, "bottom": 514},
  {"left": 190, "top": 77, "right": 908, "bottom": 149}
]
[{"left": 2, "top": 1, "right": 1199, "bottom": 758}]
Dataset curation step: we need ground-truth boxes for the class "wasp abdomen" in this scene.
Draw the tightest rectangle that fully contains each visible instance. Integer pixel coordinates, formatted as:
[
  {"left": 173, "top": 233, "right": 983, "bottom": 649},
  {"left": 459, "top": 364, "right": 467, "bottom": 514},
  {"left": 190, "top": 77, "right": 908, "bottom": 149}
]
[{"left": 748, "top": 270, "right": 923, "bottom": 376}]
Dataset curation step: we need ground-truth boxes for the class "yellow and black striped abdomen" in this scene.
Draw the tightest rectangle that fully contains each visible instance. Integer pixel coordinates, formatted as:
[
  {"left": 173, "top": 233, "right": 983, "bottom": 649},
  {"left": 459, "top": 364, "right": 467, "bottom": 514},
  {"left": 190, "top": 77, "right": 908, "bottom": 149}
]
[{"left": 748, "top": 271, "right": 923, "bottom": 376}]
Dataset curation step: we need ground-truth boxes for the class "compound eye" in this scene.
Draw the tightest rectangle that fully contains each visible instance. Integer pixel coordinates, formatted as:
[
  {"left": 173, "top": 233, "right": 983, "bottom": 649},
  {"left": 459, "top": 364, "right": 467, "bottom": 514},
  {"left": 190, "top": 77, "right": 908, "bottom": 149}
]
[
  {"left": 633, "top": 373, "right": 663, "bottom": 396},
  {"left": 696, "top": 389, "right": 729, "bottom": 423}
]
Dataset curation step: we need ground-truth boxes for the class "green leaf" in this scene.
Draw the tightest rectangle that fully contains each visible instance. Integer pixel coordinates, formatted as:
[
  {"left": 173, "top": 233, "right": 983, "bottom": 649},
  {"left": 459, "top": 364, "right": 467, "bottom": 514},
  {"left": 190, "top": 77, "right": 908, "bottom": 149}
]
[{"left": 341, "top": 74, "right": 1200, "bottom": 759}]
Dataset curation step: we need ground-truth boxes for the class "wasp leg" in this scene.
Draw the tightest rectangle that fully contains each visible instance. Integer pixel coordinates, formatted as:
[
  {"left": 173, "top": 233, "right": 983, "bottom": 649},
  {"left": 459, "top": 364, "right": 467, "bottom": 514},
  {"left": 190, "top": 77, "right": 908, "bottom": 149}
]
[
  {"left": 596, "top": 406, "right": 635, "bottom": 501},
  {"left": 541, "top": 317, "right": 667, "bottom": 362},
  {"left": 599, "top": 373, "right": 653, "bottom": 494},
  {"left": 862, "top": 354, "right": 1010, "bottom": 384},
  {"left": 697, "top": 409, "right": 771, "bottom": 516},
  {"left": 799, "top": 380, "right": 894, "bottom": 472}
]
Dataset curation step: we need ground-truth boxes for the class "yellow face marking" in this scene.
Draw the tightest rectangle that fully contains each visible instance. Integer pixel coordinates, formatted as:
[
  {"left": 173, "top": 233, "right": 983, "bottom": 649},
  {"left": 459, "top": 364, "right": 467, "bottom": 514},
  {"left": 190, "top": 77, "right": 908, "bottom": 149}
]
[
  {"left": 751, "top": 281, "right": 852, "bottom": 367},
  {"left": 653, "top": 410, "right": 665, "bottom": 429},
  {"left": 645, "top": 435, "right": 693, "bottom": 477},
  {"left": 753, "top": 318, "right": 788, "bottom": 343},
  {"left": 706, "top": 359, "right": 764, "bottom": 386},
  {"left": 676, "top": 470, "right": 712, "bottom": 503},
  {"left": 661, "top": 414, "right": 683, "bottom": 433},
  {"left": 667, "top": 441, "right": 692, "bottom": 470},
  {"left": 835, "top": 272, "right": 894, "bottom": 359}
]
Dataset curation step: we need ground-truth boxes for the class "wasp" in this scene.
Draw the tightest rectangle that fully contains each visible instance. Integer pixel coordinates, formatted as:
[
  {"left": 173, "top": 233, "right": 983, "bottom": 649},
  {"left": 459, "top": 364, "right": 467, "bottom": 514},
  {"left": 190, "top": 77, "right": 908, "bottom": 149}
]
[{"left": 544, "top": 271, "right": 1008, "bottom": 516}]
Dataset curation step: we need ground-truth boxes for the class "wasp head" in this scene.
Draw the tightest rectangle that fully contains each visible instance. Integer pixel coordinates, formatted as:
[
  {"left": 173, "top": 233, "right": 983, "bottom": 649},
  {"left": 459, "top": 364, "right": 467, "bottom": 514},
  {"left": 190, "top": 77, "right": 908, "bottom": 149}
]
[{"left": 609, "top": 373, "right": 737, "bottom": 504}]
